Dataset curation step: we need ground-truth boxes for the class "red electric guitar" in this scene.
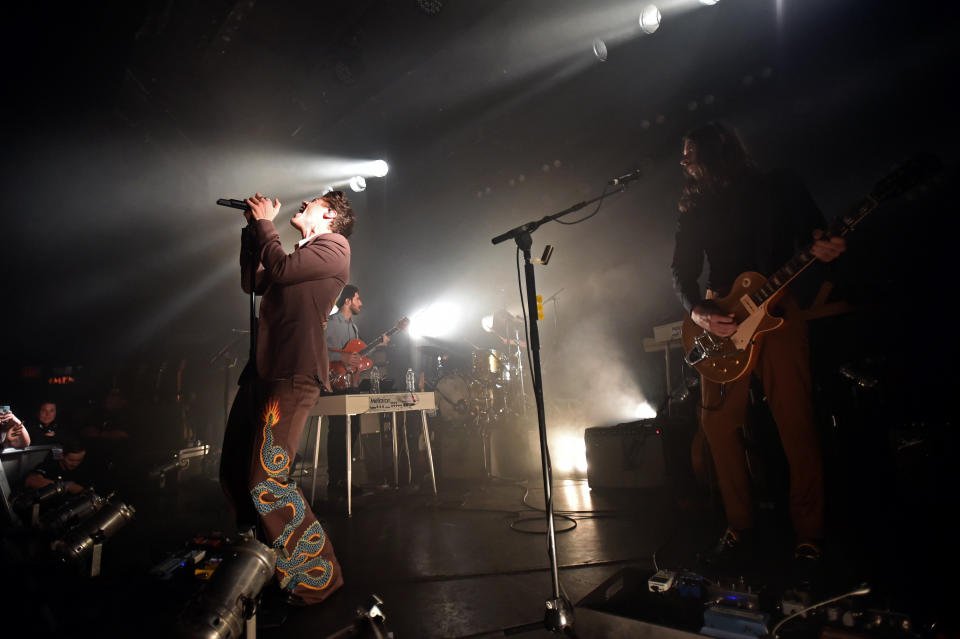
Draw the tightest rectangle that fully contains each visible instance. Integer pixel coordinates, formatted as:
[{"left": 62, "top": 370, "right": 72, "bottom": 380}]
[{"left": 329, "top": 317, "right": 409, "bottom": 390}]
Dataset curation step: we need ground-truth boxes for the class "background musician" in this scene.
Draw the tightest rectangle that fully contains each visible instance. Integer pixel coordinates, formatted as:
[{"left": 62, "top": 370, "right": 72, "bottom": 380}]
[{"left": 325, "top": 284, "right": 389, "bottom": 502}]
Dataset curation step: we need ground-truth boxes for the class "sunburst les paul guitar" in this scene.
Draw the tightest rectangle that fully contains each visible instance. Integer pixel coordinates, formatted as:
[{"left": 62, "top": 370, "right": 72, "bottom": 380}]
[
  {"left": 329, "top": 317, "right": 409, "bottom": 390},
  {"left": 681, "top": 154, "right": 940, "bottom": 384}
]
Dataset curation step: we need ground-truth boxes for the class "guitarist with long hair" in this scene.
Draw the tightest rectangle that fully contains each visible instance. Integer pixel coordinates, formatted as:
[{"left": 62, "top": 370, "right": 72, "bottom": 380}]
[
  {"left": 325, "top": 284, "right": 390, "bottom": 502},
  {"left": 670, "top": 122, "right": 846, "bottom": 576}
]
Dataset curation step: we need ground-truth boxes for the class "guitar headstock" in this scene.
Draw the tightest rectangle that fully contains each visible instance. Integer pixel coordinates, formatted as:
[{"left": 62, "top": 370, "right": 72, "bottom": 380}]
[
  {"left": 871, "top": 153, "right": 941, "bottom": 203},
  {"left": 396, "top": 317, "right": 410, "bottom": 332}
]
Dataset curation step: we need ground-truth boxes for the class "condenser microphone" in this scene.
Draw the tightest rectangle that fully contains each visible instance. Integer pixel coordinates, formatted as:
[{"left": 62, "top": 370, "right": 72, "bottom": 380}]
[
  {"left": 608, "top": 169, "right": 642, "bottom": 186},
  {"left": 216, "top": 198, "right": 249, "bottom": 211}
]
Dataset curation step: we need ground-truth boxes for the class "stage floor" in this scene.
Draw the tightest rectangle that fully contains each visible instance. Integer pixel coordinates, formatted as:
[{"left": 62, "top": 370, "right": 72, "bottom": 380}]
[{"left": 4, "top": 455, "right": 953, "bottom": 638}]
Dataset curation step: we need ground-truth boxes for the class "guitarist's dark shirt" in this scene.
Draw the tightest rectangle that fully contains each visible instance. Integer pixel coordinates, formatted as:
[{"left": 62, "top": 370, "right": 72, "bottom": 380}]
[{"left": 671, "top": 170, "right": 825, "bottom": 312}]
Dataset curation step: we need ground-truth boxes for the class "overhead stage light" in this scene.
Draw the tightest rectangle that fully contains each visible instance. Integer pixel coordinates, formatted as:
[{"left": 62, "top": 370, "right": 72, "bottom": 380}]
[
  {"left": 349, "top": 176, "right": 367, "bottom": 192},
  {"left": 417, "top": 0, "right": 443, "bottom": 15},
  {"left": 368, "top": 160, "right": 389, "bottom": 177},
  {"left": 480, "top": 314, "right": 494, "bottom": 333},
  {"left": 639, "top": 5, "right": 661, "bottom": 34},
  {"left": 592, "top": 39, "right": 608, "bottom": 62},
  {"left": 700, "top": 0, "right": 719, "bottom": 5}
]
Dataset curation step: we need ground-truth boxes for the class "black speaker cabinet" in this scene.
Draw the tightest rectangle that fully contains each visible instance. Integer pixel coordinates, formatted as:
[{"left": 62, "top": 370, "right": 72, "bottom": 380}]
[{"left": 585, "top": 420, "right": 666, "bottom": 489}]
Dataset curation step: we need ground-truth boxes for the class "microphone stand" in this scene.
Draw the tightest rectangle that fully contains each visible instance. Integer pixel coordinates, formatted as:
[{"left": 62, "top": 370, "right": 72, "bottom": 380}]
[
  {"left": 244, "top": 227, "right": 258, "bottom": 366},
  {"left": 487, "top": 183, "right": 631, "bottom": 637}
]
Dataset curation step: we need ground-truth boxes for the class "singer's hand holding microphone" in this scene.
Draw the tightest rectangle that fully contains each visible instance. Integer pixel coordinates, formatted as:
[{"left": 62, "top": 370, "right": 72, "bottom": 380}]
[{"left": 243, "top": 192, "right": 281, "bottom": 223}]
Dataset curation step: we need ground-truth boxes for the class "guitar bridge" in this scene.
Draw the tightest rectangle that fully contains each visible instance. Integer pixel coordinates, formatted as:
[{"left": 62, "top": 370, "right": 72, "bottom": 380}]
[{"left": 686, "top": 332, "right": 744, "bottom": 366}]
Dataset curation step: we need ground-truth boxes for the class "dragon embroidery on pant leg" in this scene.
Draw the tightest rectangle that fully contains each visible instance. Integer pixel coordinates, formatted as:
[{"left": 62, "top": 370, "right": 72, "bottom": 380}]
[{"left": 250, "top": 398, "right": 334, "bottom": 591}]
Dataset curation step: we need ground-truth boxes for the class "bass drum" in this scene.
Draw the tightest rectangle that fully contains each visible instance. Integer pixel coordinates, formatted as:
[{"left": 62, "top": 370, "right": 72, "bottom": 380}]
[{"left": 435, "top": 373, "right": 474, "bottom": 423}]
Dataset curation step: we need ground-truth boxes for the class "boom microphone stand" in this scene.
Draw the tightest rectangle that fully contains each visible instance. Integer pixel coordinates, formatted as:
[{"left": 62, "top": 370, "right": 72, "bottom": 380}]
[{"left": 485, "top": 176, "right": 638, "bottom": 636}]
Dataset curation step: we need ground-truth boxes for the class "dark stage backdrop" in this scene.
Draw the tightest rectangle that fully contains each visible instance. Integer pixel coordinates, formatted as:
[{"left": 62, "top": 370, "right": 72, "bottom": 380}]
[{"left": 1, "top": 0, "right": 956, "bottom": 431}]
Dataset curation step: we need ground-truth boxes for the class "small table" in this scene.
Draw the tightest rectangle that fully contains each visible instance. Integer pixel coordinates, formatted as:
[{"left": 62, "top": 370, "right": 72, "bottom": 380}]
[{"left": 310, "top": 391, "right": 437, "bottom": 516}]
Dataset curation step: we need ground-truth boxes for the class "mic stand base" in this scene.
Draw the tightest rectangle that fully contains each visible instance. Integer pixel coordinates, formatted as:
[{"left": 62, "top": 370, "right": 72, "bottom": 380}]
[
  {"left": 457, "top": 596, "right": 578, "bottom": 638},
  {"left": 545, "top": 597, "right": 576, "bottom": 633}
]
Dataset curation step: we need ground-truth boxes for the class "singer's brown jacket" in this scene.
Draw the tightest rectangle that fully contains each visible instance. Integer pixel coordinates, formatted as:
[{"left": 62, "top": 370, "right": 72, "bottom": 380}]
[{"left": 241, "top": 220, "right": 350, "bottom": 389}]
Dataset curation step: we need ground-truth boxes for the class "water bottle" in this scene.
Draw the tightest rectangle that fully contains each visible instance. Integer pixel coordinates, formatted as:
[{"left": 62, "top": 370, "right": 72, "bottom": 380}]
[
  {"left": 405, "top": 368, "right": 415, "bottom": 393},
  {"left": 370, "top": 366, "right": 381, "bottom": 394}
]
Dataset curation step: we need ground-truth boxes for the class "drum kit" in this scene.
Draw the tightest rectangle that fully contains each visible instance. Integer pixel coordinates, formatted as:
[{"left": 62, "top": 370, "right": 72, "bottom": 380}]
[
  {"left": 430, "top": 346, "right": 527, "bottom": 428},
  {"left": 424, "top": 310, "right": 530, "bottom": 429}
]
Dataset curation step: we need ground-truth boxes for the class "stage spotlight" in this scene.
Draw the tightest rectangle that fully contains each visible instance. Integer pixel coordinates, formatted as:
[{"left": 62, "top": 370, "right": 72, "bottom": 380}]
[
  {"left": 592, "top": 38, "right": 608, "bottom": 62},
  {"left": 409, "top": 301, "right": 460, "bottom": 340},
  {"left": 178, "top": 534, "right": 278, "bottom": 639},
  {"left": 480, "top": 314, "right": 495, "bottom": 333},
  {"left": 54, "top": 499, "right": 135, "bottom": 575},
  {"left": 553, "top": 434, "right": 588, "bottom": 474},
  {"left": 639, "top": 5, "right": 661, "bottom": 34},
  {"left": 635, "top": 401, "right": 656, "bottom": 419},
  {"left": 368, "top": 159, "right": 389, "bottom": 177},
  {"left": 41, "top": 492, "right": 107, "bottom": 533},
  {"left": 700, "top": 0, "right": 719, "bottom": 4},
  {"left": 349, "top": 175, "right": 367, "bottom": 192}
]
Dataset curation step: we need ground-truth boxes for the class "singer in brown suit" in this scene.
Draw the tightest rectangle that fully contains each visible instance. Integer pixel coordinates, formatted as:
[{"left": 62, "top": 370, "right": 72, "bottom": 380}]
[{"left": 220, "top": 190, "right": 353, "bottom": 605}]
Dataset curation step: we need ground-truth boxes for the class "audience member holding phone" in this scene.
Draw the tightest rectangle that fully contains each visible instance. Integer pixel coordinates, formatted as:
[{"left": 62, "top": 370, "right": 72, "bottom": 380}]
[{"left": 1, "top": 406, "right": 32, "bottom": 449}]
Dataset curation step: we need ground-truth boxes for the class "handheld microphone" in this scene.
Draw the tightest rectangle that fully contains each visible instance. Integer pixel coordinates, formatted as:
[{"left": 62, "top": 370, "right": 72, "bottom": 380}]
[
  {"left": 608, "top": 169, "right": 642, "bottom": 186},
  {"left": 216, "top": 198, "right": 249, "bottom": 211}
]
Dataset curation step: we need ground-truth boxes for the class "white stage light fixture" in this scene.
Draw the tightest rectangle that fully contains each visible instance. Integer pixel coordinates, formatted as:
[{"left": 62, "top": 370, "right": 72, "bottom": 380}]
[
  {"left": 369, "top": 160, "right": 389, "bottom": 177},
  {"left": 178, "top": 534, "right": 277, "bottom": 638},
  {"left": 639, "top": 5, "right": 661, "bottom": 34},
  {"left": 349, "top": 176, "right": 367, "bottom": 192},
  {"left": 700, "top": 0, "right": 719, "bottom": 5},
  {"left": 592, "top": 39, "right": 608, "bottom": 62},
  {"left": 480, "top": 314, "right": 494, "bottom": 333}
]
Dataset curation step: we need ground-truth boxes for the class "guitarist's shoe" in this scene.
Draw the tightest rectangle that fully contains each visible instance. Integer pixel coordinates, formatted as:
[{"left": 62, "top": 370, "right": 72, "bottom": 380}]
[
  {"left": 791, "top": 540, "right": 824, "bottom": 592},
  {"left": 698, "top": 527, "right": 754, "bottom": 571}
]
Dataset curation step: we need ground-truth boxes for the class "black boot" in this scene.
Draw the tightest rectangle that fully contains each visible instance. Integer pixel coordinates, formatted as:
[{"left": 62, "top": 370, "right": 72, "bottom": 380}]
[
  {"left": 791, "top": 540, "right": 824, "bottom": 592},
  {"left": 698, "top": 527, "right": 753, "bottom": 571}
]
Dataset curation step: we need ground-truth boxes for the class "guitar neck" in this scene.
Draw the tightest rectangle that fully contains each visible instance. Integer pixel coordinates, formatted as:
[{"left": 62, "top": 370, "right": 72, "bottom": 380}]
[
  {"left": 750, "top": 195, "right": 879, "bottom": 307},
  {"left": 751, "top": 153, "right": 940, "bottom": 308},
  {"left": 358, "top": 325, "right": 402, "bottom": 356}
]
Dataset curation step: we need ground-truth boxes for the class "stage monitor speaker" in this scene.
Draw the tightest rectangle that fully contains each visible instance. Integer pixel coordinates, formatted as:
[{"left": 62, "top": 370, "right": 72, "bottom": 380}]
[{"left": 585, "top": 420, "right": 666, "bottom": 489}]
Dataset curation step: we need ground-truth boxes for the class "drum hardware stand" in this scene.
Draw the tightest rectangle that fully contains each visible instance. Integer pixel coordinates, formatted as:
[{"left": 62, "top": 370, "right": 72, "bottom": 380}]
[
  {"left": 488, "top": 181, "right": 634, "bottom": 637},
  {"left": 210, "top": 332, "right": 246, "bottom": 428},
  {"left": 541, "top": 288, "right": 564, "bottom": 339},
  {"left": 511, "top": 324, "right": 528, "bottom": 416}
]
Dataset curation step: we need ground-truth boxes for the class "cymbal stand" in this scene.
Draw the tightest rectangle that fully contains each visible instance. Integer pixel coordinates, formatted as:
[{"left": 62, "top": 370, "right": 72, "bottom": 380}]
[{"left": 512, "top": 324, "right": 528, "bottom": 416}]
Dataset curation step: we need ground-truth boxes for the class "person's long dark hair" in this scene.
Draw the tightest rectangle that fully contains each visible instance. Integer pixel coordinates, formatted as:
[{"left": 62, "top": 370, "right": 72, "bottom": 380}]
[{"left": 678, "top": 121, "right": 756, "bottom": 213}]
